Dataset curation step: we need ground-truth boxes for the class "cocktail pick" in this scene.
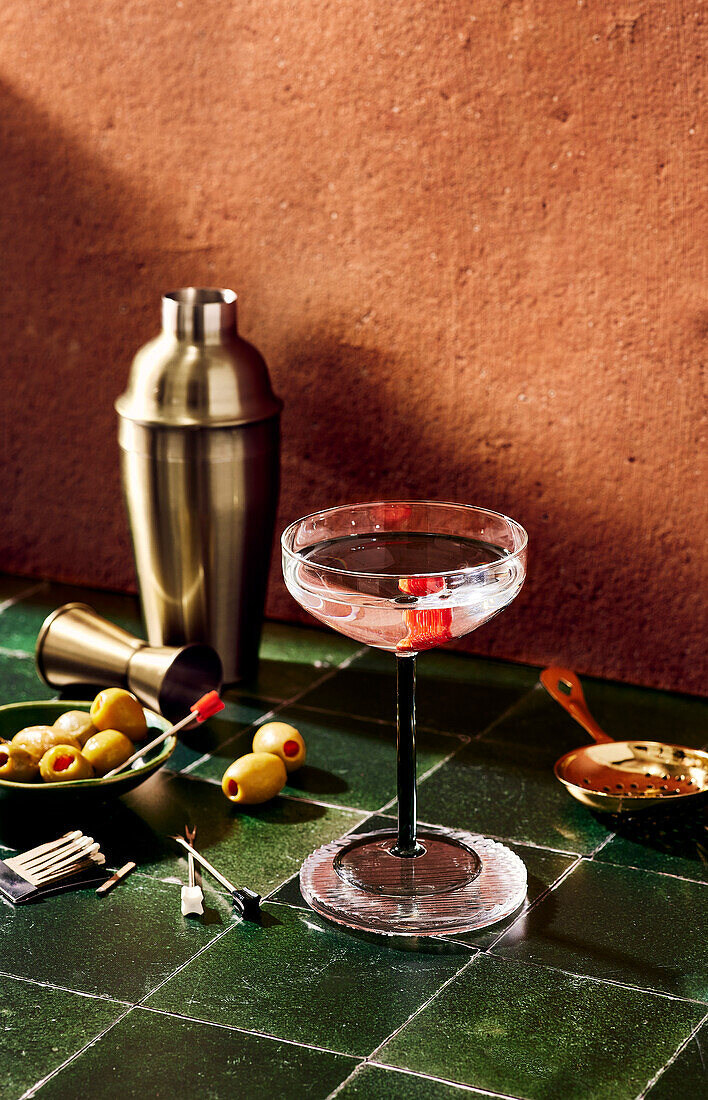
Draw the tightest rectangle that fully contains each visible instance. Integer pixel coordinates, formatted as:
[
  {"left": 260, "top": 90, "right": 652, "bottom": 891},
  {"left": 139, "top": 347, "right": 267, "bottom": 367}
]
[
  {"left": 180, "top": 825, "right": 204, "bottom": 917},
  {"left": 96, "top": 862, "right": 136, "bottom": 896},
  {"left": 170, "top": 835, "right": 261, "bottom": 922},
  {"left": 0, "top": 831, "right": 107, "bottom": 904},
  {"left": 104, "top": 691, "right": 225, "bottom": 778}
]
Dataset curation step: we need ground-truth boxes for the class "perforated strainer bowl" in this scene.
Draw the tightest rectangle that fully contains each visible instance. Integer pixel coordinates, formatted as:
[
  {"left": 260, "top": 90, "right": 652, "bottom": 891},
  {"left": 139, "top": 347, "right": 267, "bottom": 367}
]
[{"left": 541, "top": 667, "right": 708, "bottom": 814}]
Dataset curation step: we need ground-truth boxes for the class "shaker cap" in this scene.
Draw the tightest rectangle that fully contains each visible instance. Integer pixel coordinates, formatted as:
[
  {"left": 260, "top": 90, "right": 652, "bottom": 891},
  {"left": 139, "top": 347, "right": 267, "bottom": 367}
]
[{"left": 115, "top": 288, "right": 283, "bottom": 428}]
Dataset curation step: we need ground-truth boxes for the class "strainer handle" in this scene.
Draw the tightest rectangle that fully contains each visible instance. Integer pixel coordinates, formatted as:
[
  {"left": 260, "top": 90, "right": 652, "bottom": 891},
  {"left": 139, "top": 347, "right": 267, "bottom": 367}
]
[{"left": 539, "top": 667, "right": 614, "bottom": 745}]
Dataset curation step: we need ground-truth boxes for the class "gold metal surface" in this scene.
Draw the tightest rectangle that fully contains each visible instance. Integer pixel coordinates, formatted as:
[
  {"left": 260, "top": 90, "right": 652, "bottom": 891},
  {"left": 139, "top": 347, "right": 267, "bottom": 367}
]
[
  {"left": 35, "top": 603, "right": 222, "bottom": 721},
  {"left": 542, "top": 666, "right": 708, "bottom": 814},
  {"left": 116, "top": 289, "right": 282, "bottom": 682}
]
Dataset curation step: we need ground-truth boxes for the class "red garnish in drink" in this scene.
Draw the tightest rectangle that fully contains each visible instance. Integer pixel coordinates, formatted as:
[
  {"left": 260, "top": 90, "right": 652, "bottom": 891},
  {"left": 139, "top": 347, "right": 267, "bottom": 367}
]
[
  {"left": 399, "top": 576, "right": 445, "bottom": 597},
  {"left": 372, "top": 503, "right": 413, "bottom": 526},
  {"left": 397, "top": 576, "right": 452, "bottom": 651}
]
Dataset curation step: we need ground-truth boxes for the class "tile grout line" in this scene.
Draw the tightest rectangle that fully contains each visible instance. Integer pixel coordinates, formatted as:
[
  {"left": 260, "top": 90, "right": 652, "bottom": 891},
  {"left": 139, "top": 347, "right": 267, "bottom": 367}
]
[
  {"left": 277, "top": 792, "right": 372, "bottom": 816},
  {"left": 326, "top": 952, "right": 484, "bottom": 1100},
  {"left": 466, "top": 683, "right": 542, "bottom": 742},
  {"left": 578, "top": 852, "right": 708, "bottom": 890},
  {"left": 376, "top": 737, "right": 470, "bottom": 815},
  {"left": 180, "top": 646, "right": 368, "bottom": 777},
  {"left": 590, "top": 851, "right": 708, "bottom": 886},
  {"left": 589, "top": 831, "right": 616, "bottom": 857},
  {"left": 370, "top": 1063, "right": 526, "bottom": 1099},
  {"left": 485, "top": 951, "right": 708, "bottom": 1009},
  {"left": 0, "top": 581, "right": 47, "bottom": 616},
  {"left": 21, "top": 905, "right": 251, "bottom": 1097},
  {"left": 329, "top": 1059, "right": 522, "bottom": 1100},
  {"left": 480, "top": 854, "right": 585, "bottom": 952},
  {"left": 21, "top": 1004, "right": 138, "bottom": 1099},
  {"left": 291, "top": 698, "right": 473, "bottom": 740},
  {"left": 137, "top": 1004, "right": 361, "bottom": 1060},
  {"left": 0, "top": 970, "right": 132, "bottom": 1007},
  {"left": 264, "top": 808, "right": 385, "bottom": 902},
  {"left": 634, "top": 1009, "right": 708, "bottom": 1099},
  {"left": 356, "top": 811, "right": 594, "bottom": 860}
]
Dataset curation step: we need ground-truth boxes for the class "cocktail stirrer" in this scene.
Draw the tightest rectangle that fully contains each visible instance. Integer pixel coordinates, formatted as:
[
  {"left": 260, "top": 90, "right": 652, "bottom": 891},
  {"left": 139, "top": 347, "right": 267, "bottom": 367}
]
[
  {"left": 104, "top": 691, "right": 225, "bottom": 778},
  {"left": 180, "top": 825, "right": 204, "bottom": 916}
]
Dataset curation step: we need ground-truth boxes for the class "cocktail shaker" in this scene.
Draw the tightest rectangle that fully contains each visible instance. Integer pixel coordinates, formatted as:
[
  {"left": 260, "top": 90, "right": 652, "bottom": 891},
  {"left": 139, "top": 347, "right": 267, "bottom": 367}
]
[{"left": 116, "top": 289, "right": 282, "bottom": 683}]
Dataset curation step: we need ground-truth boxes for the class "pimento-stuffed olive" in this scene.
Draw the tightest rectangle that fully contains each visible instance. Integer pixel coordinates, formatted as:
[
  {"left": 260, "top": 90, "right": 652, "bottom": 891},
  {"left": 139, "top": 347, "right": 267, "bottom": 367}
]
[
  {"left": 82, "top": 729, "right": 133, "bottom": 776},
  {"left": 39, "top": 745, "right": 93, "bottom": 783},
  {"left": 90, "top": 689, "right": 148, "bottom": 741},
  {"left": 0, "top": 742, "right": 40, "bottom": 782},
  {"left": 252, "top": 722, "right": 306, "bottom": 772},
  {"left": 53, "top": 710, "right": 96, "bottom": 747},
  {"left": 221, "top": 752, "right": 287, "bottom": 804}
]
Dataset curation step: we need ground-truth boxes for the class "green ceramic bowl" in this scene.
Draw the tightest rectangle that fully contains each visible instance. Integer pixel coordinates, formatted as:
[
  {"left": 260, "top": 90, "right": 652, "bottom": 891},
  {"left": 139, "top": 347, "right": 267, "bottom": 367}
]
[{"left": 0, "top": 700, "right": 174, "bottom": 804}]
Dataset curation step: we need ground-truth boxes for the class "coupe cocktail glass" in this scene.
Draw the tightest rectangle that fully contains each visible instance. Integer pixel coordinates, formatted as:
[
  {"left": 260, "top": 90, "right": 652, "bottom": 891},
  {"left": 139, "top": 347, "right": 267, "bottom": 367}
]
[{"left": 281, "top": 501, "right": 528, "bottom": 936}]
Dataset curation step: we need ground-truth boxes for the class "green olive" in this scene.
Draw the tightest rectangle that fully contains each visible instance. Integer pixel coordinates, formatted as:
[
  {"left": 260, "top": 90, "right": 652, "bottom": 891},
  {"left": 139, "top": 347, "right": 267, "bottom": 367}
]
[
  {"left": 90, "top": 689, "right": 148, "bottom": 741},
  {"left": 82, "top": 729, "right": 134, "bottom": 776},
  {"left": 252, "top": 721, "right": 306, "bottom": 772},
  {"left": 0, "top": 742, "right": 39, "bottom": 782},
  {"left": 221, "top": 752, "right": 287, "bottom": 804},
  {"left": 53, "top": 710, "right": 96, "bottom": 747},
  {"left": 11, "top": 725, "right": 57, "bottom": 764},
  {"left": 39, "top": 746, "right": 93, "bottom": 783}
]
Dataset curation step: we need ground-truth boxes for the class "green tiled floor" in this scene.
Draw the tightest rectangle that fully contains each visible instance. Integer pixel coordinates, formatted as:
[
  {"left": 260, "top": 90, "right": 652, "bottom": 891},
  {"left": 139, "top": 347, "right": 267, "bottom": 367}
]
[
  {"left": 146, "top": 903, "right": 472, "bottom": 1056},
  {"left": 493, "top": 858, "right": 708, "bottom": 1002},
  {"left": 375, "top": 954, "right": 705, "bottom": 1100},
  {"left": 0, "top": 572, "right": 706, "bottom": 1099},
  {"left": 0, "top": 975, "right": 125, "bottom": 1099},
  {"left": 594, "top": 806, "right": 708, "bottom": 883},
  {"left": 415, "top": 736, "right": 610, "bottom": 854},
  {"left": 0, "top": 874, "right": 236, "bottom": 1001},
  {"left": 645, "top": 1025, "right": 708, "bottom": 1098},
  {"left": 335, "top": 1065, "right": 494, "bottom": 1098},
  {"left": 298, "top": 646, "right": 538, "bottom": 734},
  {"left": 35, "top": 1009, "right": 355, "bottom": 1100},
  {"left": 189, "top": 705, "right": 462, "bottom": 811}
]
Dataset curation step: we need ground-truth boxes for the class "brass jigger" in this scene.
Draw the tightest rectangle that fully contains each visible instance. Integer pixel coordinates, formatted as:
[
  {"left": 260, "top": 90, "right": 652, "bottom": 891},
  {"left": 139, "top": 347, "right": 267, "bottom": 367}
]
[
  {"left": 35, "top": 603, "right": 223, "bottom": 722},
  {"left": 541, "top": 667, "right": 708, "bottom": 814}
]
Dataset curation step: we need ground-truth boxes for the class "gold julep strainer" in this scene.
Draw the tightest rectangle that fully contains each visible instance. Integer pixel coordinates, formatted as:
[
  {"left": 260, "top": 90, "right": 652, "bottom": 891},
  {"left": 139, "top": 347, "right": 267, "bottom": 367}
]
[{"left": 540, "top": 667, "right": 708, "bottom": 814}]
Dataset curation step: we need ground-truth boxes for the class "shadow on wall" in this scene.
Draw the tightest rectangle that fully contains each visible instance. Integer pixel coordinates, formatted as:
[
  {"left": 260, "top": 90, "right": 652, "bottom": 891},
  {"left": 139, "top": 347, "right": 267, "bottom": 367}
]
[
  {"left": 267, "top": 335, "right": 705, "bottom": 695},
  {"left": 0, "top": 79, "right": 209, "bottom": 589},
  {"left": 0, "top": 81, "right": 703, "bottom": 694}
]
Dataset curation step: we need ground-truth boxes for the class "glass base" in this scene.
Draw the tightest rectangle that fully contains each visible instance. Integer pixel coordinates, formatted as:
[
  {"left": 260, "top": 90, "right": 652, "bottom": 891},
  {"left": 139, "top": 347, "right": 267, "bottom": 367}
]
[{"left": 300, "top": 828, "right": 527, "bottom": 936}]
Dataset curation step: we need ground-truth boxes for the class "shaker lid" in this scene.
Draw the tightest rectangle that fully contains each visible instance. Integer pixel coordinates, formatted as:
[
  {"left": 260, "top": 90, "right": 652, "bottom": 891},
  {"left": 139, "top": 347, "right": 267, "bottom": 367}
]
[{"left": 115, "top": 288, "right": 283, "bottom": 428}]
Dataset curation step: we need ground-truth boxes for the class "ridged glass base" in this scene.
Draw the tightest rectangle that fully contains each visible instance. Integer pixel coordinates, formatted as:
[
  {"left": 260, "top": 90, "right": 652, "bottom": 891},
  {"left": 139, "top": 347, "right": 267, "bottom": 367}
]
[{"left": 300, "top": 827, "right": 527, "bottom": 936}]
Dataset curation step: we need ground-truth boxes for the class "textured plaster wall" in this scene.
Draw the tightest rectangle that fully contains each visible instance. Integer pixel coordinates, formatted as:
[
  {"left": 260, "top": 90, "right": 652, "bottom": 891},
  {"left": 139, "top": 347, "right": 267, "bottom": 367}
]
[{"left": 0, "top": 1, "right": 705, "bottom": 694}]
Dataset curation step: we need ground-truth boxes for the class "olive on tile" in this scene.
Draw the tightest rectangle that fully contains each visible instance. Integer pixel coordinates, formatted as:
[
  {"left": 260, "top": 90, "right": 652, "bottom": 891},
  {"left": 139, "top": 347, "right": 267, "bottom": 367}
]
[
  {"left": 221, "top": 752, "right": 287, "bottom": 805},
  {"left": 252, "top": 721, "right": 306, "bottom": 772},
  {"left": 90, "top": 688, "right": 148, "bottom": 741},
  {"left": 0, "top": 742, "right": 40, "bottom": 782},
  {"left": 39, "top": 745, "right": 93, "bottom": 783},
  {"left": 82, "top": 729, "right": 134, "bottom": 776},
  {"left": 53, "top": 710, "right": 96, "bottom": 747}
]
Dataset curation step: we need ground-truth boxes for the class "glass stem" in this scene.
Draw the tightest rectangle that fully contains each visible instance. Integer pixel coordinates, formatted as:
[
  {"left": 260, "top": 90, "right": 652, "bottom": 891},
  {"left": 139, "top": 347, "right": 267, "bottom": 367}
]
[{"left": 393, "top": 653, "right": 420, "bottom": 857}]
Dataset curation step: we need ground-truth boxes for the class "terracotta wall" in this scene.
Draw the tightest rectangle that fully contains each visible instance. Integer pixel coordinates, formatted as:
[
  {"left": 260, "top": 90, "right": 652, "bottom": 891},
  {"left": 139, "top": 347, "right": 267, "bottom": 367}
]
[{"left": 0, "top": 2, "right": 705, "bottom": 694}]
